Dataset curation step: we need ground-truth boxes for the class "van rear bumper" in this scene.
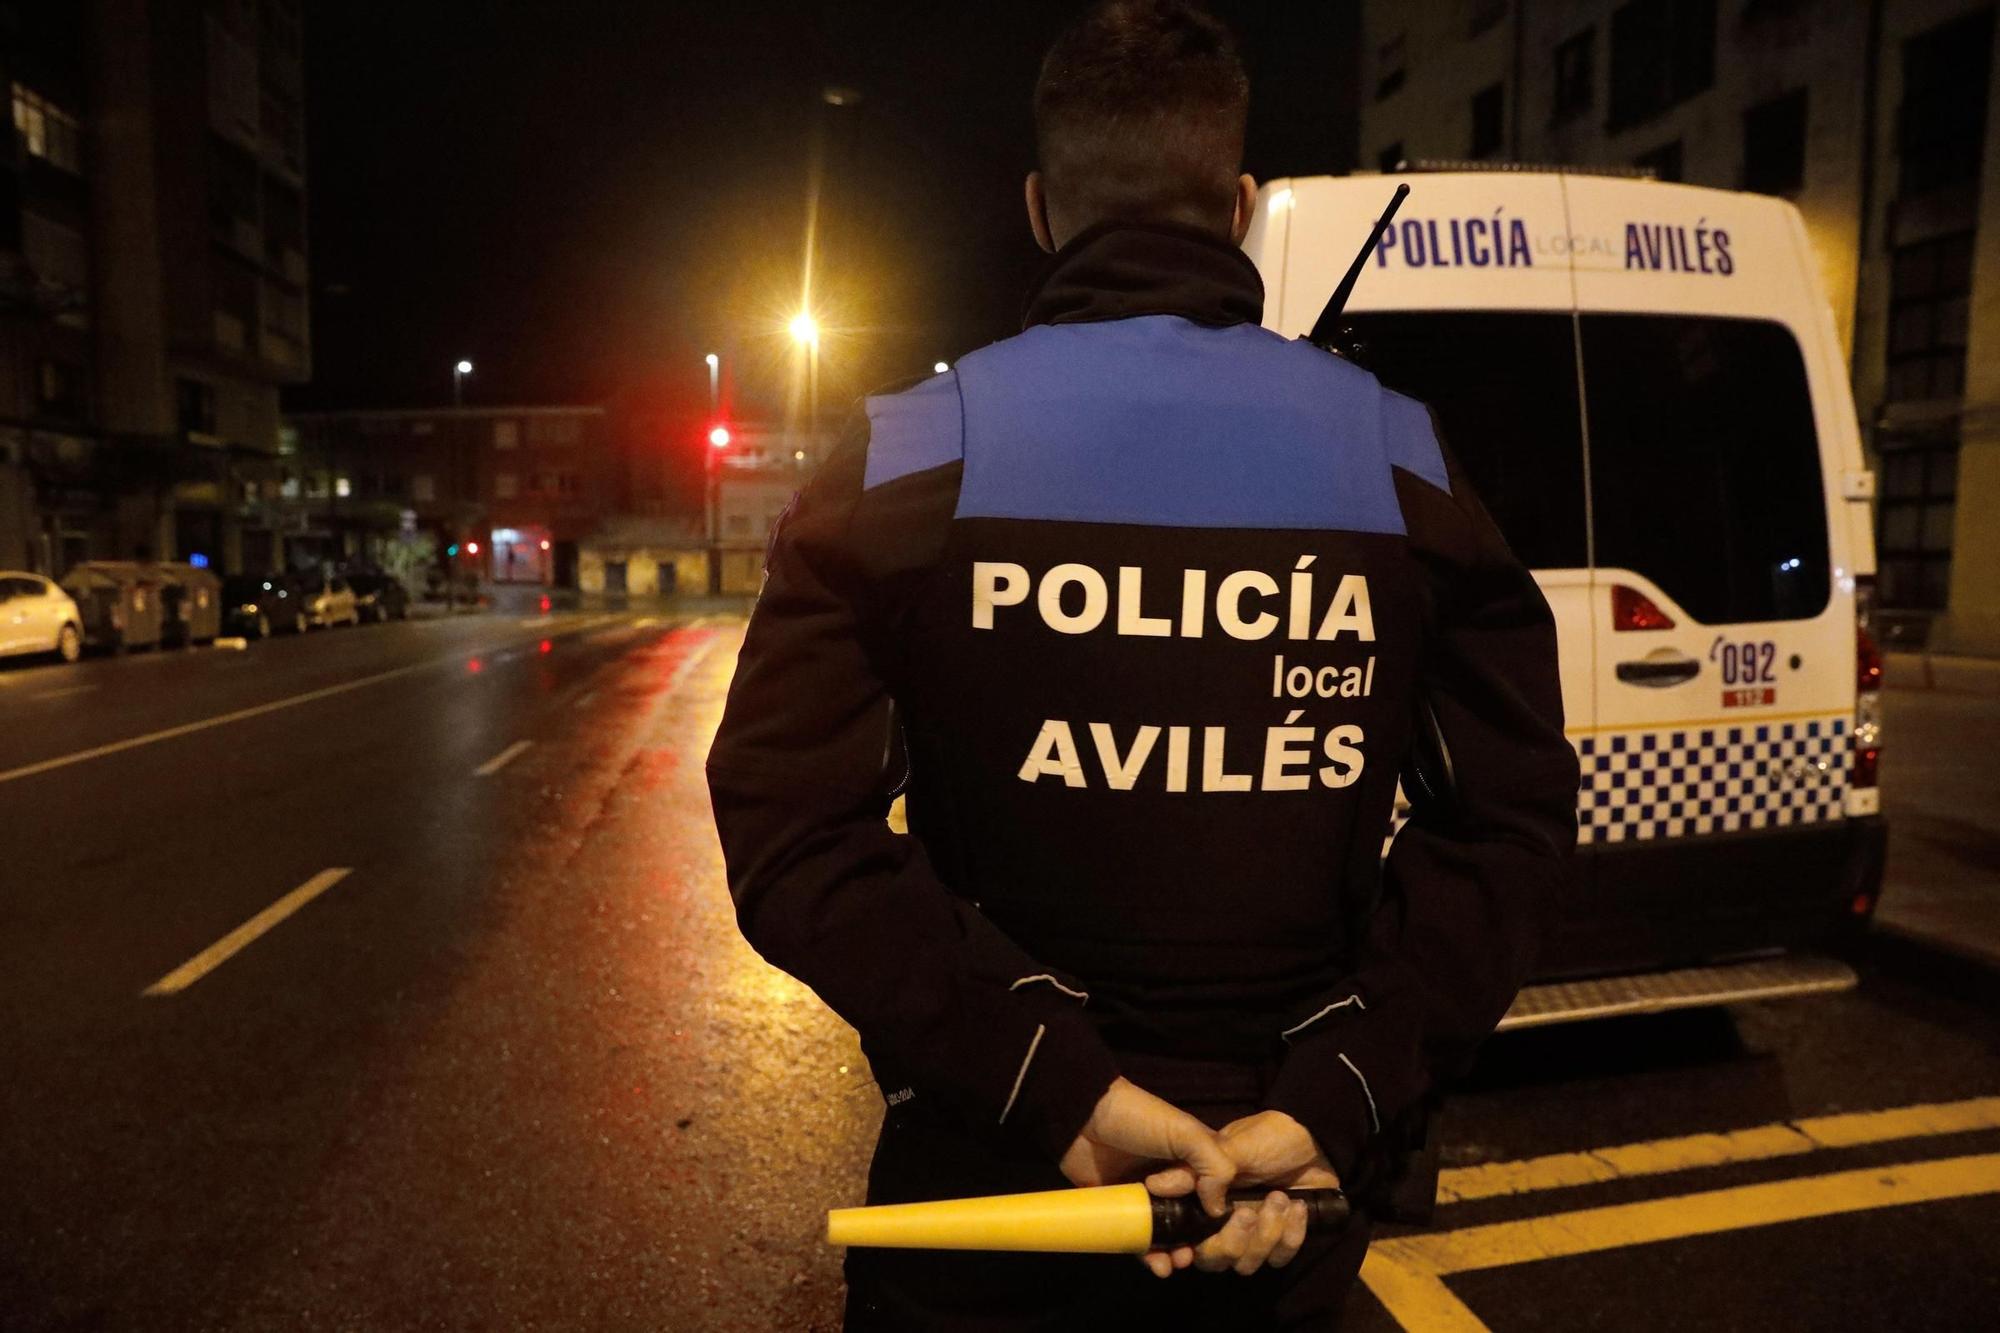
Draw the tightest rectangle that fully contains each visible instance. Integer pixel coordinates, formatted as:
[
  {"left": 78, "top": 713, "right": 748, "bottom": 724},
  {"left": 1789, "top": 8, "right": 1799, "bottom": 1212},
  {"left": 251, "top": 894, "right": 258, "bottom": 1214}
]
[{"left": 1535, "top": 815, "right": 1888, "bottom": 983}]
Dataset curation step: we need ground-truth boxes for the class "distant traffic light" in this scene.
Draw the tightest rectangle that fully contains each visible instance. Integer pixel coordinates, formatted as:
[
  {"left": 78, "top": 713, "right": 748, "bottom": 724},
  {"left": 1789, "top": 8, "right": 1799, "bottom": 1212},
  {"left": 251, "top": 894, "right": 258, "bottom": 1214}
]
[
  {"left": 466, "top": 540, "right": 481, "bottom": 556},
  {"left": 446, "top": 543, "right": 460, "bottom": 557},
  {"left": 708, "top": 424, "right": 732, "bottom": 449}
]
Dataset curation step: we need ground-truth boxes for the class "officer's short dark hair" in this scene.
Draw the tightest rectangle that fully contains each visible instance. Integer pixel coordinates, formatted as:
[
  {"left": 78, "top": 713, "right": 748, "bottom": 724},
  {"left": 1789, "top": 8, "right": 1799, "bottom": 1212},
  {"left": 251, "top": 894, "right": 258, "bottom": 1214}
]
[{"left": 1034, "top": 0, "right": 1249, "bottom": 236}]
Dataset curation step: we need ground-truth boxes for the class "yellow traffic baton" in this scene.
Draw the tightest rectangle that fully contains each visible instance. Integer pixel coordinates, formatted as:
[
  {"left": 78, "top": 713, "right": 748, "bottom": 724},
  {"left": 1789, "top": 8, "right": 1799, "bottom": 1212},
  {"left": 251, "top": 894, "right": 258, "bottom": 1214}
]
[{"left": 827, "top": 1183, "right": 1349, "bottom": 1255}]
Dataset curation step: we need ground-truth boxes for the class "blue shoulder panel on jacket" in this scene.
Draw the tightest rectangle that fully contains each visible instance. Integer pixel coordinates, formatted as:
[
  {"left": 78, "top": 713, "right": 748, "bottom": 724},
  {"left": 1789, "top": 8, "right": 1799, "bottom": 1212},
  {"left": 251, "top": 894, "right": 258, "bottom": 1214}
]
[
  {"left": 952, "top": 317, "right": 1404, "bottom": 534},
  {"left": 1381, "top": 389, "right": 1451, "bottom": 494},
  {"left": 863, "top": 369, "right": 963, "bottom": 491}
]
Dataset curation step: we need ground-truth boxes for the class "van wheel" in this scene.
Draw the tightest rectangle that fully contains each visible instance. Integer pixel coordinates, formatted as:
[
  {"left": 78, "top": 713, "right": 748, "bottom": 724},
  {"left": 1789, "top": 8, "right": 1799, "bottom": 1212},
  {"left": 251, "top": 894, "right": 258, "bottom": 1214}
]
[{"left": 57, "top": 624, "right": 81, "bottom": 664}]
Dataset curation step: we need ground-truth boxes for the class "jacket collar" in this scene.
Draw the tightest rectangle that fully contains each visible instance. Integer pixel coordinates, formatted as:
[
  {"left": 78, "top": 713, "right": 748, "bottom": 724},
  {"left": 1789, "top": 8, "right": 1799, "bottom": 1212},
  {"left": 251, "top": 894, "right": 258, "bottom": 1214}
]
[{"left": 1021, "top": 221, "right": 1265, "bottom": 331}]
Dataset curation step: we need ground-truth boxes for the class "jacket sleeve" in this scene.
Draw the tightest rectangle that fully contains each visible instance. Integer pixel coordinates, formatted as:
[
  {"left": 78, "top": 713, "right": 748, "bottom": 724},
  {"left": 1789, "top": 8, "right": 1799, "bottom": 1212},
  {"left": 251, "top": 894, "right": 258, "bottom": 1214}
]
[
  {"left": 705, "top": 436, "right": 1121, "bottom": 1162},
  {"left": 1263, "top": 433, "right": 1579, "bottom": 1182}
]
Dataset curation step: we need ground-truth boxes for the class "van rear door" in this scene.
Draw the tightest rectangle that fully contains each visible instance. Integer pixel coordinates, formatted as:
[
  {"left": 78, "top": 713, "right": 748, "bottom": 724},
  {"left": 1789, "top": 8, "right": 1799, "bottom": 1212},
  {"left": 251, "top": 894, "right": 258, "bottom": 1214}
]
[{"left": 1559, "top": 179, "right": 1859, "bottom": 969}]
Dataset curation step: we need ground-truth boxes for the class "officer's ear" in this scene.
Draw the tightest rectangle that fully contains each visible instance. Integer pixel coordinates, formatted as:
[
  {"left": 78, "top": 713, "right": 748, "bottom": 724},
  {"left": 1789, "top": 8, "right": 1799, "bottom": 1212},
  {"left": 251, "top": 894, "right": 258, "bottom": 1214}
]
[
  {"left": 1025, "top": 173, "right": 1057, "bottom": 254},
  {"left": 1229, "top": 174, "right": 1257, "bottom": 246}
]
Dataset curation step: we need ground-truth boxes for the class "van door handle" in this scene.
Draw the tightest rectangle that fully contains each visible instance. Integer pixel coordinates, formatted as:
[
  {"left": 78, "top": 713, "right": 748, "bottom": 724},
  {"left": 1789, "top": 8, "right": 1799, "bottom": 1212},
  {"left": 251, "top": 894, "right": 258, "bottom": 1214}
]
[{"left": 1616, "top": 656, "right": 1700, "bottom": 687}]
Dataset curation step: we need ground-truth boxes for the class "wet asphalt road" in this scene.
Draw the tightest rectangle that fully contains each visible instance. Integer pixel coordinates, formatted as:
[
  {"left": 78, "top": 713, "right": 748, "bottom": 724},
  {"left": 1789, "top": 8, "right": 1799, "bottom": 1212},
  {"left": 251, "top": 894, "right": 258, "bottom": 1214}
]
[{"left": 2, "top": 612, "right": 1997, "bottom": 1331}]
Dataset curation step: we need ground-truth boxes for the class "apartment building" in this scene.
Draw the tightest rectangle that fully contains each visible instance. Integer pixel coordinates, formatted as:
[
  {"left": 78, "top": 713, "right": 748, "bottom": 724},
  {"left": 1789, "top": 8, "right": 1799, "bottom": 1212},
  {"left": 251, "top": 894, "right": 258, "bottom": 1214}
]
[
  {"left": 0, "top": 0, "right": 310, "bottom": 577},
  {"left": 1359, "top": 0, "right": 1998, "bottom": 652},
  {"left": 284, "top": 405, "right": 608, "bottom": 587}
]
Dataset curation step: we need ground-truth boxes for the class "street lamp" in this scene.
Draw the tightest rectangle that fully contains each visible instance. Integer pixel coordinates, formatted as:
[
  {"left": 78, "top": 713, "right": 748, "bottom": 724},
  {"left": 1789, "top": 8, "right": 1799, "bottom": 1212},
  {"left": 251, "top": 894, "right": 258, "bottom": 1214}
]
[
  {"left": 790, "top": 312, "right": 822, "bottom": 449},
  {"left": 453, "top": 359, "right": 473, "bottom": 405},
  {"left": 704, "top": 351, "right": 720, "bottom": 418}
]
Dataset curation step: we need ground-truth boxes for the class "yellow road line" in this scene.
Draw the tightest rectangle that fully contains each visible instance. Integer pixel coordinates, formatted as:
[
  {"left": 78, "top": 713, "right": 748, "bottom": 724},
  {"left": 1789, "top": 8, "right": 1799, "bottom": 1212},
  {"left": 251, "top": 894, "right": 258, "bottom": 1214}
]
[
  {"left": 1441, "top": 1095, "right": 2000, "bottom": 1203},
  {"left": 1368, "top": 1153, "right": 2000, "bottom": 1332},
  {"left": 1361, "top": 1251, "right": 1491, "bottom": 1333},
  {"left": 1385, "top": 1151, "right": 2000, "bottom": 1277},
  {"left": 143, "top": 868, "right": 352, "bottom": 996}
]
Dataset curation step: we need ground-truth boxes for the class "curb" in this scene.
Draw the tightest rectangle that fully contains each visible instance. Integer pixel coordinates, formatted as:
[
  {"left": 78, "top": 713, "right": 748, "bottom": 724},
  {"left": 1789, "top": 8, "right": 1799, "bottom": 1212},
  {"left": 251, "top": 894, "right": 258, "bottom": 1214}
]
[
  {"left": 1859, "top": 922, "right": 2000, "bottom": 1001},
  {"left": 1885, "top": 651, "right": 2000, "bottom": 697}
]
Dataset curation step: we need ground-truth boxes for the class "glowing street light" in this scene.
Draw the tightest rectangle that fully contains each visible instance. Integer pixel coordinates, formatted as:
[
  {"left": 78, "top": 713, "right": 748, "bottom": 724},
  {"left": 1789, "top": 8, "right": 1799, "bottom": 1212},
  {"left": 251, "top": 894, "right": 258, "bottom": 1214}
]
[
  {"left": 703, "top": 352, "right": 719, "bottom": 369},
  {"left": 789, "top": 312, "right": 820, "bottom": 348},
  {"left": 452, "top": 358, "right": 473, "bottom": 404},
  {"left": 933, "top": 361, "right": 950, "bottom": 374}
]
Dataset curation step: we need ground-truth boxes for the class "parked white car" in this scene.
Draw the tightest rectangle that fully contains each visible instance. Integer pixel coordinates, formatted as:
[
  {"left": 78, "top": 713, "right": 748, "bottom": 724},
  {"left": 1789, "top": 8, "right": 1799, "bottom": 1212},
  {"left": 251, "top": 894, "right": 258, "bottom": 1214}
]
[
  {"left": 0, "top": 571, "right": 84, "bottom": 663},
  {"left": 297, "top": 574, "right": 361, "bottom": 629}
]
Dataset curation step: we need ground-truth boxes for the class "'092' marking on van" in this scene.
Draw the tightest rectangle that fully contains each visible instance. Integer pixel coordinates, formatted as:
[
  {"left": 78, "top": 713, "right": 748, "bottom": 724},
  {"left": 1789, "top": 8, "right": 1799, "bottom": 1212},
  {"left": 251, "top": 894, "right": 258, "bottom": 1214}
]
[{"left": 1713, "top": 636, "right": 1778, "bottom": 708}]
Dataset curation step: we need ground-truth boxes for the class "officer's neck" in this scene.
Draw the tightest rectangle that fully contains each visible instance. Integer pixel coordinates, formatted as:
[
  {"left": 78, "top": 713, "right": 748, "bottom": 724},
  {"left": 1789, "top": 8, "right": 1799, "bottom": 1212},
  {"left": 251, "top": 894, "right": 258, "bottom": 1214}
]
[{"left": 1021, "top": 221, "right": 1265, "bottom": 331}]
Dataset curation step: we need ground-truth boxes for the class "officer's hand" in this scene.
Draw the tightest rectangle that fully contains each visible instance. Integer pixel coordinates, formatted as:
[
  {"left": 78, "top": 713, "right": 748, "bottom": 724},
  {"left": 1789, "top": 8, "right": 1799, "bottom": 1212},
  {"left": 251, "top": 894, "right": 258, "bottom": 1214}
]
[
  {"left": 1060, "top": 1077, "right": 1236, "bottom": 1216},
  {"left": 1190, "top": 1190, "right": 1311, "bottom": 1276},
  {"left": 1217, "top": 1110, "right": 1342, "bottom": 1193},
  {"left": 1142, "top": 1110, "right": 1335, "bottom": 1278}
]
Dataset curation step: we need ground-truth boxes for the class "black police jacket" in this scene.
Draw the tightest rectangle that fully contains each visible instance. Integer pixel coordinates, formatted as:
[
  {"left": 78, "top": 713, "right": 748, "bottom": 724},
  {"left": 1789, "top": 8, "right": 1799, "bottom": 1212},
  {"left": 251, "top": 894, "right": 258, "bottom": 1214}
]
[{"left": 706, "top": 222, "right": 1579, "bottom": 1181}]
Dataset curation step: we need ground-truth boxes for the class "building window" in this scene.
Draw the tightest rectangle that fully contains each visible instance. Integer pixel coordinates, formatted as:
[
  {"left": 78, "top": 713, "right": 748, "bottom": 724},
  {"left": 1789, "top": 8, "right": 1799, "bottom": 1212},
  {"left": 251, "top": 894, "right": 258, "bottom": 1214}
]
[
  {"left": 493, "top": 420, "right": 519, "bottom": 449},
  {"left": 1876, "top": 436, "right": 1959, "bottom": 611},
  {"left": 37, "top": 360, "right": 84, "bottom": 421},
  {"left": 1742, "top": 88, "right": 1808, "bottom": 195},
  {"left": 11, "top": 84, "right": 82, "bottom": 174},
  {"left": 1634, "top": 139, "right": 1683, "bottom": 182},
  {"left": 1470, "top": 83, "right": 1505, "bottom": 159},
  {"left": 1553, "top": 28, "right": 1595, "bottom": 123},
  {"left": 1377, "top": 142, "right": 1405, "bottom": 173},
  {"left": 1608, "top": 0, "right": 1716, "bottom": 131},
  {"left": 494, "top": 473, "right": 518, "bottom": 499},
  {"left": 1897, "top": 9, "right": 1994, "bottom": 198},
  {"left": 176, "top": 378, "right": 218, "bottom": 437},
  {"left": 1375, "top": 33, "right": 1406, "bottom": 100},
  {"left": 1885, "top": 232, "right": 1974, "bottom": 403}
]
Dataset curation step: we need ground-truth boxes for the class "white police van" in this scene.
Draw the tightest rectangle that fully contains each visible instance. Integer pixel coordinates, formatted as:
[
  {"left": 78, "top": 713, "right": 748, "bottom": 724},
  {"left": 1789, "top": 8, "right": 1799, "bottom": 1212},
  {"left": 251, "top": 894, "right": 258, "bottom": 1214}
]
[{"left": 1245, "top": 170, "right": 1887, "bottom": 1028}]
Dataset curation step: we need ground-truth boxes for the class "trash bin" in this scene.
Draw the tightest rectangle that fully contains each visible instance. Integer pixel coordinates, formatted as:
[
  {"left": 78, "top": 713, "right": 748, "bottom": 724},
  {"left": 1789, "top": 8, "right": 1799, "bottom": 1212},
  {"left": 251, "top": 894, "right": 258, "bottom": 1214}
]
[
  {"left": 60, "top": 561, "right": 165, "bottom": 652},
  {"left": 153, "top": 562, "right": 223, "bottom": 646}
]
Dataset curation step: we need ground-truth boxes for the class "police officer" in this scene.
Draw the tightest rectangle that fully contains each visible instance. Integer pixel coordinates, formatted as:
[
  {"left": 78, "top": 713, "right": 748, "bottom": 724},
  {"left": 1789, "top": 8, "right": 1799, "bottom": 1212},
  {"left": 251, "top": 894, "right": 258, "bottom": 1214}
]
[{"left": 706, "top": 1, "right": 1578, "bottom": 1326}]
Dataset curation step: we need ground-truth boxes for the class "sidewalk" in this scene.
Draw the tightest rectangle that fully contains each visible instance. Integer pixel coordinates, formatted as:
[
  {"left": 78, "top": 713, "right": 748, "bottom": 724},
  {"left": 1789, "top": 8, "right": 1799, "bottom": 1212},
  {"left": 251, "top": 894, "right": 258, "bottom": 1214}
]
[
  {"left": 1872, "top": 677, "right": 2000, "bottom": 970},
  {"left": 1884, "top": 650, "right": 2000, "bottom": 696}
]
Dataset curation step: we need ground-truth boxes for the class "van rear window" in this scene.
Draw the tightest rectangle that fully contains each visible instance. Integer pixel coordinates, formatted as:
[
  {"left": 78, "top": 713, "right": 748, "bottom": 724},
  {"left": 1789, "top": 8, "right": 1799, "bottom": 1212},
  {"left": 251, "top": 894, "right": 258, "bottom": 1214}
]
[
  {"left": 1343, "top": 310, "right": 1830, "bottom": 625},
  {"left": 1339, "top": 312, "right": 1588, "bottom": 570},
  {"left": 1582, "top": 315, "right": 1829, "bottom": 624}
]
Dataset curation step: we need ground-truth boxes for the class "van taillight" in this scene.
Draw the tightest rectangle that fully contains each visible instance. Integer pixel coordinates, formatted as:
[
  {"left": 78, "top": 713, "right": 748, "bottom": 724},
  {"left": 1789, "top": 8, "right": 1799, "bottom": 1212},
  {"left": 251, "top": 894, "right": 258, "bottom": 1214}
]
[
  {"left": 1853, "top": 576, "right": 1881, "bottom": 790},
  {"left": 1612, "top": 584, "right": 1675, "bottom": 631}
]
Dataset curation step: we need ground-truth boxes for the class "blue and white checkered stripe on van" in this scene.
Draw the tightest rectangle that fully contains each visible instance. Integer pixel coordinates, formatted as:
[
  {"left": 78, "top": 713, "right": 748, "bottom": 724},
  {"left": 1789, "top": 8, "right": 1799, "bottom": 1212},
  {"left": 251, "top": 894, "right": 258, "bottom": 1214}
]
[
  {"left": 1575, "top": 717, "right": 1849, "bottom": 844},
  {"left": 1387, "top": 716, "right": 1851, "bottom": 850}
]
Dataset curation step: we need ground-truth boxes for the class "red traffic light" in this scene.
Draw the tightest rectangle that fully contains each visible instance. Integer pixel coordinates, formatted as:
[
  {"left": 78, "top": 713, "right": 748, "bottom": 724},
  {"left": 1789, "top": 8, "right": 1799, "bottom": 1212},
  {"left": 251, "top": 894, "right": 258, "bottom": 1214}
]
[
  {"left": 539, "top": 538, "right": 551, "bottom": 551},
  {"left": 466, "top": 540, "right": 481, "bottom": 556},
  {"left": 708, "top": 425, "right": 732, "bottom": 449}
]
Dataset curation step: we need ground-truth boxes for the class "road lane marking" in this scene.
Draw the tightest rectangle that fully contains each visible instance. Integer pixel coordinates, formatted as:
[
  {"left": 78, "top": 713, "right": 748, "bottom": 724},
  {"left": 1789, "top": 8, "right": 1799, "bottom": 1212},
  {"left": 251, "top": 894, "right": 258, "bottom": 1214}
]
[
  {"left": 572, "top": 689, "right": 597, "bottom": 709},
  {"left": 0, "top": 617, "right": 629, "bottom": 785},
  {"left": 33, "top": 683, "right": 99, "bottom": 700},
  {"left": 1439, "top": 1095, "right": 2000, "bottom": 1203},
  {"left": 143, "top": 868, "right": 352, "bottom": 996},
  {"left": 0, "top": 662, "right": 429, "bottom": 786},
  {"left": 474, "top": 739, "right": 533, "bottom": 776}
]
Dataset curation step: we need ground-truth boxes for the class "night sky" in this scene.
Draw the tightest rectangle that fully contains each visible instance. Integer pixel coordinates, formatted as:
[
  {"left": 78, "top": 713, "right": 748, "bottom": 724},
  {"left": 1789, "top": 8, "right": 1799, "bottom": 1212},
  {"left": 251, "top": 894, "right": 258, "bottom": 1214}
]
[{"left": 295, "top": 1, "right": 1355, "bottom": 428}]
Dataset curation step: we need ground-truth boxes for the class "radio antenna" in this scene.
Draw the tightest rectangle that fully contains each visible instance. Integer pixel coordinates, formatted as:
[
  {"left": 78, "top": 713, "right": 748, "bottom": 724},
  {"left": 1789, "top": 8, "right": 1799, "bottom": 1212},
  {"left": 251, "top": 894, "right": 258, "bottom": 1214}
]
[{"left": 1308, "top": 182, "right": 1410, "bottom": 351}]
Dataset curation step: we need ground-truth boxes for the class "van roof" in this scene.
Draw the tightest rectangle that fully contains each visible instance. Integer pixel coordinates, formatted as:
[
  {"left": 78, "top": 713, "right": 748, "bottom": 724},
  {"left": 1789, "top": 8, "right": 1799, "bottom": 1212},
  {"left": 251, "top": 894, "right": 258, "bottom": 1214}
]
[{"left": 1246, "top": 171, "right": 1826, "bottom": 338}]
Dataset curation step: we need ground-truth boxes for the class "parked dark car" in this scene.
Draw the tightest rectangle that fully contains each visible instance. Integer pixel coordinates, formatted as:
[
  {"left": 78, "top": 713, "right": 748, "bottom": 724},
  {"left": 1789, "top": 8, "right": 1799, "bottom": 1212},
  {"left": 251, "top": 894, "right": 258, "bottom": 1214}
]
[
  {"left": 345, "top": 572, "right": 411, "bottom": 623},
  {"left": 222, "top": 575, "right": 306, "bottom": 639}
]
